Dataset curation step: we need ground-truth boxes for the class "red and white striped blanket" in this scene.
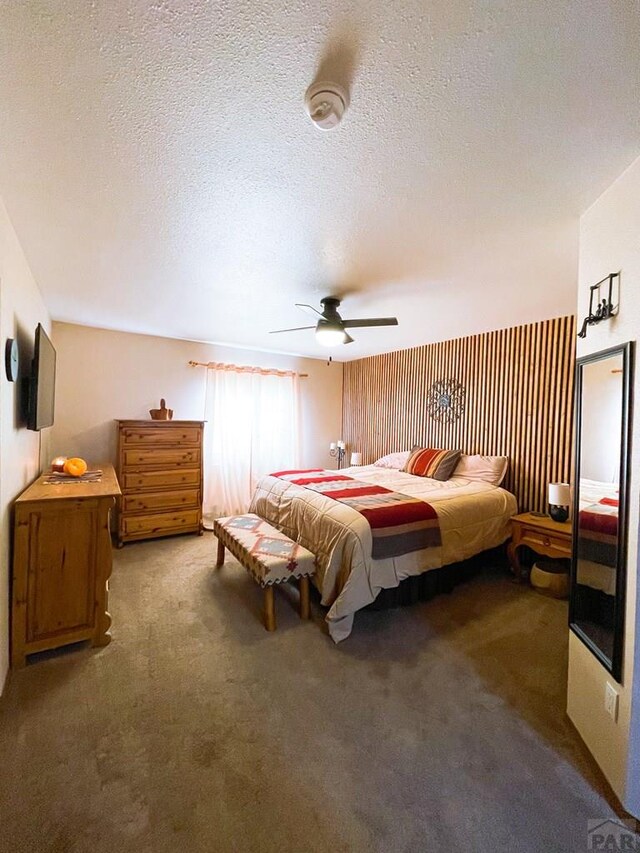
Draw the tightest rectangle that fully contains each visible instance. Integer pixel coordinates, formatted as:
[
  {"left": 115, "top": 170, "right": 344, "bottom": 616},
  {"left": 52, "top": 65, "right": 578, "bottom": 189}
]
[
  {"left": 271, "top": 469, "right": 441, "bottom": 559},
  {"left": 579, "top": 496, "right": 618, "bottom": 539}
]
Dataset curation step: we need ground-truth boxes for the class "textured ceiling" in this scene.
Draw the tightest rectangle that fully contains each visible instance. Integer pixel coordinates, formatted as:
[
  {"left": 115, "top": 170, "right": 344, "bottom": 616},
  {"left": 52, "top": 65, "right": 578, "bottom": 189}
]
[{"left": 1, "top": 1, "right": 639, "bottom": 360}]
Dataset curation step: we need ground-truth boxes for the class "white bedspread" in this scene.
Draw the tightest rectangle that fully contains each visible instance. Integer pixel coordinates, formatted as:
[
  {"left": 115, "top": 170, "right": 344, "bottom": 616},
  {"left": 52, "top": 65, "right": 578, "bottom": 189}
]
[{"left": 249, "top": 465, "right": 517, "bottom": 642}]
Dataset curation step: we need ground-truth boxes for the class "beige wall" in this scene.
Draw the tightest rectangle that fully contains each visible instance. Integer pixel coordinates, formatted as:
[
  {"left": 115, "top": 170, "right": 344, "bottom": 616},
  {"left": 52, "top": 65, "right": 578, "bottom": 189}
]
[
  {"left": 567, "top": 154, "right": 640, "bottom": 814},
  {"left": 0, "top": 197, "right": 50, "bottom": 690},
  {"left": 50, "top": 322, "right": 343, "bottom": 475}
]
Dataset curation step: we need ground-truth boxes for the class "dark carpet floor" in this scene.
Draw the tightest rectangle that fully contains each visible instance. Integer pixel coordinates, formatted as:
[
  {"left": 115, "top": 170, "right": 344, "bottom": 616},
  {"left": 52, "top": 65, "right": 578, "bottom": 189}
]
[{"left": 0, "top": 533, "right": 625, "bottom": 852}]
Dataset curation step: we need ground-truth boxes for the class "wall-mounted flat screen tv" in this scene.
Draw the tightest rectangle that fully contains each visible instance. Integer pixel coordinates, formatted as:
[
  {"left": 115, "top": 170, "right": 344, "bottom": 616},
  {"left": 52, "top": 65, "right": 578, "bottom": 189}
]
[{"left": 27, "top": 324, "right": 56, "bottom": 431}]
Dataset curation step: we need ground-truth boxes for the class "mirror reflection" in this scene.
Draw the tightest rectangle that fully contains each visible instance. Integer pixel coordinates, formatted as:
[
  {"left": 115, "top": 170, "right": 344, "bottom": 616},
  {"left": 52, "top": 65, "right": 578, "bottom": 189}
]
[
  {"left": 574, "top": 355, "right": 622, "bottom": 662},
  {"left": 571, "top": 343, "right": 631, "bottom": 681}
]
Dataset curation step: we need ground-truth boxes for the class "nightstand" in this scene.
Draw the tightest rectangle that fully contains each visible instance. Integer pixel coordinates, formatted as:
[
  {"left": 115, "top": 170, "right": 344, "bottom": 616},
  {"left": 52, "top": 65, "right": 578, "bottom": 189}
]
[{"left": 507, "top": 512, "right": 572, "bottom": 582}]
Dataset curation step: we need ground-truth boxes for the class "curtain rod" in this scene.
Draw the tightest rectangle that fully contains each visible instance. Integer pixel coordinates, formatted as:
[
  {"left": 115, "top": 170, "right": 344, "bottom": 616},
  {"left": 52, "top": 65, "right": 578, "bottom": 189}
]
[{"left": 188, "top": 360, "right": 308, "bottom": 379}]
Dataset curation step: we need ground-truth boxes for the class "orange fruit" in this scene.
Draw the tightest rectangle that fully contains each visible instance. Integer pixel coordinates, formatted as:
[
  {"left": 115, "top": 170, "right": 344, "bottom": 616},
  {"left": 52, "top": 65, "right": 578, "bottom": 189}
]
[{"left": 63, "top": 457, "right": 88, "bottom": 477}]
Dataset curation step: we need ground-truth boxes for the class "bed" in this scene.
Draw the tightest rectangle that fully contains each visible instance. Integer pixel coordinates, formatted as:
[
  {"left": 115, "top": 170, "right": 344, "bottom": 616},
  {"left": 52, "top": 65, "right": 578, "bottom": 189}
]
[
  {"left": 249, "top": 457, "right": 518, "bottom": 642},
  {"left": 575, "top": 478, "right": 619, "bottom": 596},
  {"left": 572, "top": 478, "right": 620, "bottom": 643}
]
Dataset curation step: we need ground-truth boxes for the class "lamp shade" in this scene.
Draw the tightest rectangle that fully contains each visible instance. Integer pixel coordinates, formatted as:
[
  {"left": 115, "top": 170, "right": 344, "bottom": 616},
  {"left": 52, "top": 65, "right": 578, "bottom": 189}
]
[
  {"left": 549, "top": 483, "right": 571, "bottom": 507},
  {"left": 316, "top": 324, "right": 347, "bottom": 346},
  {"left": 350, "top": 452, "right": 363, "bottom": 466}
]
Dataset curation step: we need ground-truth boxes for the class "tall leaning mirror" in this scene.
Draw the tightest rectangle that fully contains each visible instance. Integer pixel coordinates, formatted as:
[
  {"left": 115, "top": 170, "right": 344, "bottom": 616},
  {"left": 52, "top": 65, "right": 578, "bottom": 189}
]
[{"left": 570, "top": 341, "right": 634, "bottom": 682}]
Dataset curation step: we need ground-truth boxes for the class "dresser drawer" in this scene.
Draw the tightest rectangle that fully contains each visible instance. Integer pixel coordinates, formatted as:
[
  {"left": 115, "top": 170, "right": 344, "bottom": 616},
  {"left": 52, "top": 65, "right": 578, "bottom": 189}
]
[
  {"left": 521, "top": 529, "right": 571, "bottom": 556},
  {"left": 121, "top": 426, "right": 202, "bottom": 446},
  {"left": 123, "top": 469, "right": 201, "bottom": 491},
  {"left": 121, "top": 508, "right": 201, "bottom": 536},
  {"left": 122, "top": 489, "right": 201, "bottom": 514},
  {"left": 123, "top": 447, "right": 201, "bottom": 467}
]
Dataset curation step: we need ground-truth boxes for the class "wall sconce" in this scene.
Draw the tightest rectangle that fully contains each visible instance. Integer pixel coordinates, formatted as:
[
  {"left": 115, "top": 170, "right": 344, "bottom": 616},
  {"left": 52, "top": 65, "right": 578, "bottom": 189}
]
[
  {"left": 577, "top": 273, "right": 619, "bottom": 339},
  {"left": 329, "top": 440, "right": 346, "bottom": 468},
  {"left": 350, "top": 452, "right": 363, "bottom": 466}
]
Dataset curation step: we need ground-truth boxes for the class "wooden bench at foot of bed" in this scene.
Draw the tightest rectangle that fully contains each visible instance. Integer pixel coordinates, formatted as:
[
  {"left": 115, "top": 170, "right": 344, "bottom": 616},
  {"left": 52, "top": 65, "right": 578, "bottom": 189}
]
[{"left": 213, "top": 513, "right": 316, "bottom": 631}]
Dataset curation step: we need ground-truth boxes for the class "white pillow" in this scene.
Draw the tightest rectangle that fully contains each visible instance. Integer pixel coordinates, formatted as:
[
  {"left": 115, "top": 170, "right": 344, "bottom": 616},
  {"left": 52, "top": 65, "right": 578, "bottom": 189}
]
[
  {"left": 453, "top": 454, "right": 508, "bottom": 486},
  {"left": 373, "top": 450, "right": 411, "bottom": 470}
]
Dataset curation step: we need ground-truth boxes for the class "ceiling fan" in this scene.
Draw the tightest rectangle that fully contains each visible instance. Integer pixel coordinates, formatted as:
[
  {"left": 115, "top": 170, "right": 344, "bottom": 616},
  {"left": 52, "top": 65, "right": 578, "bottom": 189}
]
[{"left": 270, "top": 297, "right": 398, "bottom": 346}]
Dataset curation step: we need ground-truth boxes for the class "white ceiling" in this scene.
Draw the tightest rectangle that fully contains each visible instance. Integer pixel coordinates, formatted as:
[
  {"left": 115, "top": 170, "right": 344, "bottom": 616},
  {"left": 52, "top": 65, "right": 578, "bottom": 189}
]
[{"left": 1, "top": 1, "right": 639, "bottom": 360}]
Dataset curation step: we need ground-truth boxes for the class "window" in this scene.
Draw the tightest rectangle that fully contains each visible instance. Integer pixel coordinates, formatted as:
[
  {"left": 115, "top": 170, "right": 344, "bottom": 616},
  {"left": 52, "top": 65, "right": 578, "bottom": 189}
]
[{"left": 202, "top": 364, "right": 301, "bottom": 520}]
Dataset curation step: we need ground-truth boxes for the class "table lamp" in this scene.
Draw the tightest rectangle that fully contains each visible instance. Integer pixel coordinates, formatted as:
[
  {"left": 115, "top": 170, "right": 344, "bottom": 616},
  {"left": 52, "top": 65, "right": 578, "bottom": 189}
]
[{"left": 548, "top": 483, "right": 571, "bottom": 522}]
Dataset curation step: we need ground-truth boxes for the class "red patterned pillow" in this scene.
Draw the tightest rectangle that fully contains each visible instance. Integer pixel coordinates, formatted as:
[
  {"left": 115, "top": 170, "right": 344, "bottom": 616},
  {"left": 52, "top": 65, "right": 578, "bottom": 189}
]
[{"left": 402, "top": 447, "right": 462, "bottom": 481}]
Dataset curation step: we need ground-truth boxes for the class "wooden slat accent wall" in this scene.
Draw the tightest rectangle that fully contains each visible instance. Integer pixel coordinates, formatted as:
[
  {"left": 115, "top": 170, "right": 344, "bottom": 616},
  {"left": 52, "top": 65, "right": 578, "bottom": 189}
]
[{"left": 342, "top": 315, "right": 576, "bottom": 513}]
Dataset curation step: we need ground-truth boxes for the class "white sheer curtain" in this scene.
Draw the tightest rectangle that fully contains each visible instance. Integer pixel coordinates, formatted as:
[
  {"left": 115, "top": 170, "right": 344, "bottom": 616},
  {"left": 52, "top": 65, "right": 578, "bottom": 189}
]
[{"left": 202, "top": 365, "right": 301, "bottom": 522}]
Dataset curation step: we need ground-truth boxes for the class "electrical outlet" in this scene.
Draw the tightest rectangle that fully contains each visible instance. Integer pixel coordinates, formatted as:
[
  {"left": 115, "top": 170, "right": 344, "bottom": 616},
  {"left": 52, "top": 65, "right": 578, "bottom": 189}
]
[{"left": 605, "top": 682, "right": 619, "bottom": 721}]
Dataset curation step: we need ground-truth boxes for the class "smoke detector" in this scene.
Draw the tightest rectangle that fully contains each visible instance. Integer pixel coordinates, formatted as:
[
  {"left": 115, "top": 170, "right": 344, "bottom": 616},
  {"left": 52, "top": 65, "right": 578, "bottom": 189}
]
[{"left": 304, "top": 81, "right": 348, "bottom": 130}]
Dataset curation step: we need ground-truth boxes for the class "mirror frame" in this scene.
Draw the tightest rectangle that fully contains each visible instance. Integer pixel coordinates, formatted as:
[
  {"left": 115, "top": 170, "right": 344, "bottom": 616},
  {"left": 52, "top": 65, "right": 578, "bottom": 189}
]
[{"left": 570, "top": 341, "right": 634, "bottom": 683}]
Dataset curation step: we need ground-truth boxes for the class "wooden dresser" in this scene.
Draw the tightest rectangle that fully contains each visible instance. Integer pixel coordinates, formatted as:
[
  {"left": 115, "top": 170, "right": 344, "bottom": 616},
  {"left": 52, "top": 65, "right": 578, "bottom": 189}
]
[
  {"left": 116, "top": 420, "right": 204, "bottom": 546},
  {"left": 12, "top": 464, "right": 121, "bottom": 668}
]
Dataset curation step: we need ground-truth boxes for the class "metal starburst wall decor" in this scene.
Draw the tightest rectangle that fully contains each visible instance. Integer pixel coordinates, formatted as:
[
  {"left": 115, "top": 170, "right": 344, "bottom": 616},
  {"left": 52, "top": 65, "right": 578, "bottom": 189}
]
[{"left": 427, "top": 378, "right": 466, "bottom": 424}]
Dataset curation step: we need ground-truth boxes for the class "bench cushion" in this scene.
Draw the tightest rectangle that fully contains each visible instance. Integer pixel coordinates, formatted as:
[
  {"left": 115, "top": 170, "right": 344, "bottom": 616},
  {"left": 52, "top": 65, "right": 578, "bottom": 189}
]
[{"left": 214, "top": 514, "right": 316, "bottom": 587}]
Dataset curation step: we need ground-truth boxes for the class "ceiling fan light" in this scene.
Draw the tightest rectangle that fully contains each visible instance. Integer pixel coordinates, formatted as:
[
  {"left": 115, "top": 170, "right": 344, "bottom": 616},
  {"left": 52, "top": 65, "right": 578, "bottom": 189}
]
[{"left": 315, "top": 324, "right": 347, "bottom": 346}]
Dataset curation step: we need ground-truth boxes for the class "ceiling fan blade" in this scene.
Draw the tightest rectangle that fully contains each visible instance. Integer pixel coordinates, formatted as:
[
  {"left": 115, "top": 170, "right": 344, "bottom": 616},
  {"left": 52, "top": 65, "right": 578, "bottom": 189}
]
[
  {"left": 344, "top": 333, "right": 355, "bottom": 344},
  {"left": 295, "top": 303, "right": 324, "bottom": 319},
  {"left": 269, "top": 326, "right": 315, "bottom": 334},
  {"left": 342, "top": 317, "right": 398, "bottom": 328}
]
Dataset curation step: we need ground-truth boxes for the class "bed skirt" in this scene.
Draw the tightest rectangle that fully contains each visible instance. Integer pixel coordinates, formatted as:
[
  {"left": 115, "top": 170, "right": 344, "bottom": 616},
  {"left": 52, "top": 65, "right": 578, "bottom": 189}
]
[
  {"left": 364, "top": 545, "right": 508, "bottom": 611},
  {"left": 573, "top": 583, "right": 615, "bottom": 629}
]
